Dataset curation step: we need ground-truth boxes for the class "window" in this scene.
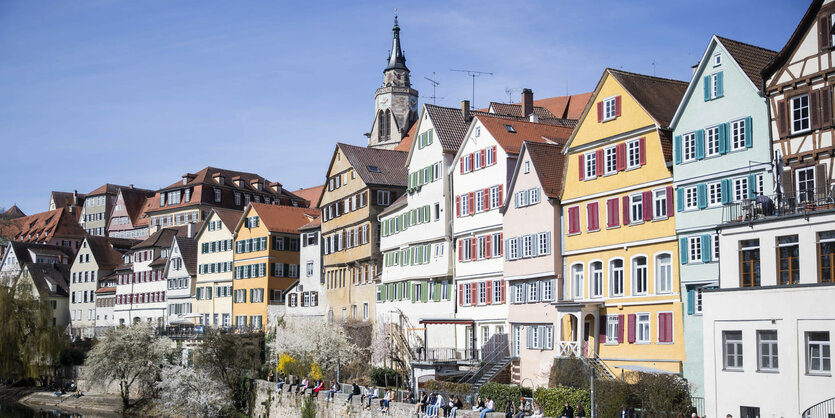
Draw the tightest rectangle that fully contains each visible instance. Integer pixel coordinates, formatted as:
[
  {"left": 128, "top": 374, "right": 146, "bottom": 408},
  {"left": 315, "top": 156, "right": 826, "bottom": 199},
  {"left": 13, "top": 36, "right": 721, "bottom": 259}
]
[
  {"left": 542, "top": 279, "right": 553, "bottom": 301},
  {"left": 626, "top": 139, "right": 640, "bottom": 168},
  {"left": 819, "top": 231, "right": 835, "bottom": 283},
  {"left": 477, "top": 282, "right": 486, "bottom": 305},
  {"left": 604, "top": 147, "right": 617, "bottom": 174},
  {"left": 528, "top": 280, "right": 538, "bottom": 301},
  {"left": 306, "top": 261, "right": 314, "bottom": 277},
  {"left": 713, "top": 53, "right": 721, "bottom": 66},
  {"left": 757, "top": 330, "right": 779, "bottom": 371},
  {"left": 606, "top": 314, "right": 619, "bottom": 344},
  {"left": 684, "top": 186, "right": 698, "bottom": 210},
  {"left": 796, "top": 166, "right": 816, "bottom": 203},
  {"left": 461, "top": 238, "right": 471, "bottom": 261},
  {"left": 807, "top": 332, "right": 831, "bottom": 374},
  {"left": 688, "top": 236, "right": 702, "bottom": 263},
  {"left": 603, "top": 96, "right": 617, "bottom": 120},
  {"left": 723, "top": 330, "right": 743, "bottom": 370},
  {"left": 537, "top": 232, "right": 550, "bottom": 256},
  {"left": 777, "top": 235, "right": 799, "bottom": 285},
  {"left": 513, "top": 326, "right": 522, "bottom": 356},
  {"left": 476, "top": 236, "right": 486, "bottom": 260},
  {"left": 791, "top": 94, "right": 810, "bottom": 134},
  {"left": 694, "top": 286, "right": 705, "bottom": 314},
  {"left": 656, "top": 254, "right": 672, "bottom": 294},
  {"left": 523, "top": 161, "right": 530, "bottom": 173},
  {"left": 490, "top": 186, "right": 500, "bottom": 209},
  {"left": 740, "top": 239, "right": 761, "bottom": 287},
  {"left": 571, "top": 264, "right": 584, "bottom": 299},
  {"left": 636, "top": 313, "right": 650, "bottom": 343},
  {"left": 584, "top": 151, "right": 596, "bottom": 179},
  {"left": 682, "top": 133, "right": 696, "bottom": 162},
  {"left": 590, "top": 262, "right": 603, "bottom": 298},
  {"left": 529, "top": 188, "right": 540, "bottom": 205},
  {"left": 632, "top": 256, "right": 647, "bottom": 295},
  {"left": 714, "top": 234, "right": 720, "bottom": 261},
  {"left": 729, "top": 119, "right": 746, "bottom": 151},
  {"left": 522, "top": 235, "right": 533, "bottom": 258},
  {"left": 708, "top": 182, "right": 722, "bottom": 206},
  {"left": 705, "top": 126, "right": 720, "bottom": 156},
  {"left": 733, "top": 177, "right": 749, "bottom": 202},
  {"left": 507, "top": 237, "right": 519, "bottom": 260},
  {"left": 377, "top": 191, "right": 391, "bottom": 206},
  {"left": 475, "top": 191, "right": 484, "bottom": 213},
  {"left": 610, "top": 259, "right": 624, "bottom": 296},
  {"left": 710, "top": 72, "right": 722, "bottom": 99},
  {"left": 492, "top": 233, "right": 502, "bottom": 258},
  {"left": 653, "top": 189, "right": 667, "bottom": 218},
  {"left": 460, "top": 193, "right": 469, "bottom": 216},
  {"left": 629, "top": 194, "right": 642, "bottom": 224},
  {"left": 504, "top": 124, "right": 516, "bottom": 133}
]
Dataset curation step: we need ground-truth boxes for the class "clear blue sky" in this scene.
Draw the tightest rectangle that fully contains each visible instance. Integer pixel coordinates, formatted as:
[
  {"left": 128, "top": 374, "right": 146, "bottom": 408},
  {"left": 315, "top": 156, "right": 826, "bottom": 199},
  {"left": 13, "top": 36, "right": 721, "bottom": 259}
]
[{"left": 0, "top": 0, "right": 807, "bottom": 214}]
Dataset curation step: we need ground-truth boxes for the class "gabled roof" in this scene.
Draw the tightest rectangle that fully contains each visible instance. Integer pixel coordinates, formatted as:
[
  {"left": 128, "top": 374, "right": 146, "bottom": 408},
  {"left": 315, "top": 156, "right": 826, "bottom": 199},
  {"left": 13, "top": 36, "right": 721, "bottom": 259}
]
[
  {"left": 336, "top": 144, "right": 408, "bottom": 187},
  {"left": 716, "top": 36, "right": 777, "bottom": 88},
  {"left": 761, "top": 0, "right": 824, "bottom": 81},
  {"left": 194, "top": 208, "right": 242, "bottom": 241},
  {"left": 291, "top": 185, "right": 324, "bottom": 208},
  {"left": 22, "top": 263, "right": 70, "bottom": 298},
  {"left": 524, "top": 142, "right": 568, "bottom": 199},
  {"left": 87, "top": 183, "right": 132, "bottom": 197},
  {"left": 393, "top": 122, "right": 417, "bottom": 152},
  {"left": 84, "top": 236, "right": 129, "bottom": 269},
  {"left": 6, "top": 242, "right": 74, "bottom": 267},
  {"left": 422, "top": 104, "right": 472, "bottom": 153},
  {"left": 171, "top": 236, "right": 198, "bottom": 276},
  {"left": 133, "top": 224, "right": 199, "bottom": 250},
  {"left": 606, "top": 69, "right": 688, "bottom": 128},
  {"left": 245, "top": 203, "right": 320, "bottom": 235},
  {"left": 4, "top": 206, "right": 25, "bottom": 219},
  {"left": 118, "top": 187, "right": 156, "bottom": 226},
  {"left": 476, "top": 114, "right": 573, "bottom": 156},
  {"left": 298, "top": 217, "right": 321, "bottom": 232},
  {"left": 1, "top": 208, "right": 87, "bottom": 244},
  {"left": 50, "top": 191, "right": 85, "bottom": 210}
]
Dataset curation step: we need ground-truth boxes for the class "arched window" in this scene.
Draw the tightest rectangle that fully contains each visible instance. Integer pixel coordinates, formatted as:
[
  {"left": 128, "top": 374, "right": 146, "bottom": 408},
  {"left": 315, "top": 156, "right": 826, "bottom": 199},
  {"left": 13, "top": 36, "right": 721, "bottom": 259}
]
[
  {"left": 610, "top": 259, "right": 624, "bottom": 296},
  {"left": 632, "top": 256, "right": 648, "bottom": 295},
  {"left": 380, "top": 110, "right": 391, "bottom": 138},
  {"left": 656, "top": 253, "right": 672, "bottom": 294},
  {"left": 571, "top": 264, "right": 584, "bottom": 299},
  {"left": 590, "top": 261, "right": 603, "bottom": 298}
]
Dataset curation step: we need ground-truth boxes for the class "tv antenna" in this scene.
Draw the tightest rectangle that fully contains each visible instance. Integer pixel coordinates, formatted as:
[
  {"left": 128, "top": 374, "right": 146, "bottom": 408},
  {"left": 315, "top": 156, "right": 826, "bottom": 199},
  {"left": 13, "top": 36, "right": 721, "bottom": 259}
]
[
  {"left": 450, "top": 69, "right": 493, "bottom": 108},
  {"left": 424, "top": 72, "right": 443, "bottom": 105},
  {"left": 505, "top": 88, "right": 522, "bottom": 103}
]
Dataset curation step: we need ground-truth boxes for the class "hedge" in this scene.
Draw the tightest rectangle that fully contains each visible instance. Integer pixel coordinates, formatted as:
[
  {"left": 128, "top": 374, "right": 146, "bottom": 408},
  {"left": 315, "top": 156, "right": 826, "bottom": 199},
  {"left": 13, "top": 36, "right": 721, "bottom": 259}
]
[
  {"left": 369, "top": 367, "right": 404, "bottom": 388},
  {"left": 534, "top": 386, "right": 590, "bottom": 417},
  {"left": 477, "top": 382, "right": 532, "bottom": 413}
]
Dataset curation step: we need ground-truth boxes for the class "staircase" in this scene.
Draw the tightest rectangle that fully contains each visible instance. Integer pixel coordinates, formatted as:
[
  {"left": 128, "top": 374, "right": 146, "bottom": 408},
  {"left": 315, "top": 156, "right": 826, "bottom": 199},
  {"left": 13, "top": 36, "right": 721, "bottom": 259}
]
[
  {"left": 579, "top": 342, "right": 617, "bottom": 380},
  {"left": 471, "top": 355, "right": 513, "bottom": 393},
  {"left": 456, "top": 334, "right": 511, "bottom": 391}
]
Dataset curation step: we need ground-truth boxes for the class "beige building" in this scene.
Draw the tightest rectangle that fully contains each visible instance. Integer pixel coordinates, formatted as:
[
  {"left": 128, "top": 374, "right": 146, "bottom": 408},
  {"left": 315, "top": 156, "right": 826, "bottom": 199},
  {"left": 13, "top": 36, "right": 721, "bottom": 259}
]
[{"left": 193, "top": 208, "right": 241, "bottom": 328}]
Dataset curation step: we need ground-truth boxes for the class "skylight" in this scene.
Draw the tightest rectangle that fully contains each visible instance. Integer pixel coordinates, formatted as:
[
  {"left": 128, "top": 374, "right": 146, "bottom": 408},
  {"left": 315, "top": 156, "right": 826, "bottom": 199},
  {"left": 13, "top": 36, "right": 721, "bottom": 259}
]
[
  {"left": 504, "top": 124, "right": 516, "bottom": 133},
  {"left": 367, "top": 166, "right": 381, "bottom": 173}
]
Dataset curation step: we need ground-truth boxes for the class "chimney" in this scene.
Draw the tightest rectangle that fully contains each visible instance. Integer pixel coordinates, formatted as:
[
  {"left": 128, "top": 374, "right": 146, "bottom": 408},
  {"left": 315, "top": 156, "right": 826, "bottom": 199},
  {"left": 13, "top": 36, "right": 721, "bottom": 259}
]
[
  {"left": 521, "top": 88, "right": 533, "bottom": 117},
  {"left": 129, "top": 184, "right": 134, "bottom": 189},
  {"left": 461, "top": 100, "right": 471, "bottom": 122},
  {"left": 691, "top": 63, "right": 699, "bottom": 76},
  {"left": 73, "top": 190, "right": 78, "bottom": 204},
  {"left": 187, "top": 223, "right": 194, "bottom": 239},
  {"left": 529, "top": 113, "right": 539, "bottom": 123}
]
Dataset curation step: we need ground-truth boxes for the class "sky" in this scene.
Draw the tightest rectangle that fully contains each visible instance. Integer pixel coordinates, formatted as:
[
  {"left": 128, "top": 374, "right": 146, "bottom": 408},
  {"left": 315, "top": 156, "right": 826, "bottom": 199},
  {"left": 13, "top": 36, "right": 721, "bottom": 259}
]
[{"left": 0, "top": 0, "right": 809, "bottom": 214}]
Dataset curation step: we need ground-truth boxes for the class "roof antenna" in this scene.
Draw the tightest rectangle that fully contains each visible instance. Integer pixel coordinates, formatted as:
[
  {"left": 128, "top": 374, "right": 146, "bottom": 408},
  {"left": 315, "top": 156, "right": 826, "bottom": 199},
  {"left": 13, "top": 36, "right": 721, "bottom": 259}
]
[
  {"left": 505, "top": 88, "right": 522, "bottom": 103},
  {"left": 424, "top": 72, "right": 443, "bottom": 105},
  {"left": 450, "top": 69, "right": 493, "bottom": 108},
  {"left": 652, "top": 61, "right": 656, "bottom": 76}
]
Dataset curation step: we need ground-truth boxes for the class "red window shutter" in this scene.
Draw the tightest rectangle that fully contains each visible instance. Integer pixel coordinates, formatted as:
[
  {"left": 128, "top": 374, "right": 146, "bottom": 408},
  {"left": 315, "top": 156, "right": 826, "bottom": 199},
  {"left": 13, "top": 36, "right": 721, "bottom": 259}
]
[
  {"left": 599, "top": 315, "right": 607, "bottom": 340},
  {"left": 485, "top": 234, "right": 492, "bottom": 258},
  {"left": 666, "top": 186, "right": 674, "bottom": 217},
  {"left": 468, "top": 192, "right": 475, "bottom": 215},
  {"left": 568, "top": 206, "right": 579, "bottom": 234},
  {"left": 460, "top": 159, "right": 464, "bottom": 174},
  {"left": 642, "top": 191, "right": 653, "bottom": 221},
  {"left": 658, "top": 313, "right": 666, "bottom": 342},
  {"left": 597, "top": 101, "right": 604, "bottom": 122},
  {"left": 578, "top": 154, "right": 585, "bottom": 180},
  {"left": 470, "top": 283, "right": 477, "bottom": 306},
  {"left": 638, "top": 137, "right": 647, "bottom": 165},
  {"left": 614, "top": 96, "right": 622, "bottom": 117},
  {"left": 480, "top": 149, "right": 487, "bottom": 167},
  {"left": 459, "top": 284, "right": 464, "bottom": 306},
  {"left": 622, "top": 196, "right": 630, "bottom": 225},
  {"left": 617, "top": 314, "right": 625, "bottom": 343},
  {"left": 498, "top": 234, "right": 503, "bottom": 256},
  {"left": 811, "top": 89, "right": 822, "bottom": 130},
  {"left": 491, "top": 146, "right": 497, "bottom": 165},
  {"left": 498, "top": 185, "right": 504, "bottom": 205},
  {"left": 595, "top": 149, "right": 604, "bottom": 177},
  {"left": 586, "top": 203, "right": 595, "bottom": 231},
  {"left": 777, "top": 99, "right": 788, "bottom": 138},
  {"left": 458, "top": 240, "right": 463, "bottom": 262},
  {"left": 500, "top": 280, "right": 506, "bottom": 303},
  {"left": 470, "top": 238, "right": 476, "bottom": 261},
  {"left": 627, "top": 314, "right": 636, "bottom": 343},
  {"left": 455, "top": 196, "right": 461, "bottom": 217},
  {"left": 485, "top": 280, "right": 492, "bottom": 304},
  {"left": 483, "top": 188, "right": 490, "bottom": 210},
  {"left": 616, "top": 143, "right": 626, "bottom": 171},
  {"left": 606, "top": 198, "right": 619, "bottom": 227},
  {"left": 468, "top": 154, "right": 475, "bottom": 171}
]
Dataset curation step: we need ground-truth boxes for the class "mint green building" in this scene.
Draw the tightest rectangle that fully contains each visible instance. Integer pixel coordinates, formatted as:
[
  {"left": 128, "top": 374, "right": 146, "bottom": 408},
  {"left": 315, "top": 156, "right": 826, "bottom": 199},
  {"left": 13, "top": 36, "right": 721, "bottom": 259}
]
[{"left": 669, "top": 36, "right": 777, "bottom": 402}]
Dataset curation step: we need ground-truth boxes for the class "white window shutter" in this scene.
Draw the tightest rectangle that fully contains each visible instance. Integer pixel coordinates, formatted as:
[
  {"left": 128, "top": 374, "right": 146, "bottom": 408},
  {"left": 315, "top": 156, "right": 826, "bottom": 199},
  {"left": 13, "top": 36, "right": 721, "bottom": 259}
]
[
  {"left": 521, "top": 282, "right": 528, "bottom": 303},
  {"left": 526, "top": 326, "right": 533, "bottom": 349},
  {"left": 532, "top": 234, "right": 539, "bottom": 257},
  {"left": 545, "top": 232, "right": 551, "bottom": 255}
]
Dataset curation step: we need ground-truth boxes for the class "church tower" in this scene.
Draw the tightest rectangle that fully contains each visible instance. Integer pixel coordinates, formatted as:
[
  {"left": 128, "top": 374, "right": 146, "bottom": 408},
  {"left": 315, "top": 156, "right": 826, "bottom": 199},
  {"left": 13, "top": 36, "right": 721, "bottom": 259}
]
[{"left": 367, "top": 15, "right": 419, "bottom": 149}]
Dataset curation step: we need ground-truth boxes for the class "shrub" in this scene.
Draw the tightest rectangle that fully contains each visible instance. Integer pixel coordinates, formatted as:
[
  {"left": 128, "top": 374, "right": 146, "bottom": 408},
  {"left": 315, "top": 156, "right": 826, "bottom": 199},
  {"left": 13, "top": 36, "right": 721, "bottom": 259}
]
[
  {"left": 594, "top": 379, "right": 634, "bottom": 418},
  {"left": 422, "top": 380, "right": 472, "bottom": 405},
  {"left": 534, "top": 386, "right": 590, "bottom": 417},
  {"left": 477, "top": 382, "right": 532, "bottom": 413},
  {"left": 310, "top": 363, "right": 322, "bottom": 380},
  {"left": 369, "top": 367, "right": 403, "bottom": 387},
  {"left": 301, "top": 396, "right": 316, "bottom": 418},
  {"left": 633, "top": 373, "right": 692, "bottom": 415},
  {"left": 548, "top": 357, "right": 591, "bottom": 389}
]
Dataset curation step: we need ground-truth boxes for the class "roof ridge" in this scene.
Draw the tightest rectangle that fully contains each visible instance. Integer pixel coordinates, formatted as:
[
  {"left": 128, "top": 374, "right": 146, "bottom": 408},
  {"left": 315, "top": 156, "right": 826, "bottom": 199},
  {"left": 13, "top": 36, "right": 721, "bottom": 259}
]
[
  {"left": 606, "top": 68, "right": 688, "bottom": 86},
  {"left": 715, "top": 35, "right": 778, "bottom": 54}
]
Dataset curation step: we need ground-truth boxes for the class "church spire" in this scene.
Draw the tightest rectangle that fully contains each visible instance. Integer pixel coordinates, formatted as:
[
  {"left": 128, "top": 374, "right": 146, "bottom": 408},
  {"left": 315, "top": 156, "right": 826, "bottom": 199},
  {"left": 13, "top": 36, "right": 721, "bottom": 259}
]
[{"left": 385, "top": 13, "right": 408, "bottom": 72}]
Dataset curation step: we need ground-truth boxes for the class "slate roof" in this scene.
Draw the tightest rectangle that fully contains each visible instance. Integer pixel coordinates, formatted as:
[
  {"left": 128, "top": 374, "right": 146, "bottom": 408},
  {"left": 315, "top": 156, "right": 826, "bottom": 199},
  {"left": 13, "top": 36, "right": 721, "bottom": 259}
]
[
  {"left": 291, "top": 185, "right": 325, "bottom": 208},
  {"left": 607, "top": 69, "right": 688, "bottom": 128},
  {"left": 337, "top": 144, "right": 408, "bottom": 187},
  {"left": 524, "top": 141, "right": 568, "bottom": 200},
  {"left": 85, "top": 236, "right": 129, "bottom": 268},
  {"left": 23, "top": 263, "right": 70, "bottom": 298},
  {"left": 761, "top": 0, "right": 823, "bottom": 81},
  {"left": 249, "top": 203, "right": 320, "bottom": 235},
  {"left": 716, "top": 36, "right": 777, "bottom": 88},
  {"left": 1, "top": 208, "right": 87, "bottom": 244},
  {"left": 173, "top": 236, "right": 198, "bottom": 276},
  {"left": 477, "top": 114, "right": 573, "bottom": 156}
]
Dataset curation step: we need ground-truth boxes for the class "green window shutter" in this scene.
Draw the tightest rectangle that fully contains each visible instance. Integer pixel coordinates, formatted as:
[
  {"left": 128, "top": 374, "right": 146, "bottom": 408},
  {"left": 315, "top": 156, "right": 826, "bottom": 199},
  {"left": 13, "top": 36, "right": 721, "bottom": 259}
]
[
  {"left": 687, "top": 289, "right": 695, "bottom": 315},
  {"left": 744, "top": 116, "right": 753, "bottom": 148},
  {"left": 721, "top": 179, "right": 731, "bottom": 204},
  {"left": 718, "top": 123, "right": 729, "bottom": 154},
  {"left": 703, "top": 75, "right": 711, "bottom": 101},
  {"left": 674, "top": 135, "right": 682, "bottom": 164},
  {"left": 695, "top": 130, "right": 705, "bottom": 160},
  {"left": 428, "top": 129, "right": 433, "bottom": 144},
  {"left": 676, "top": 188, "right": 685, "bottom": 212},
  {"left": 389, "top": 283, "right": 395, "bottom": 301},
  {"left": 716, "top": 72, "right": 724, "bottom": 97},
  {"left": 421, "top": 283, "right": 429, "bottom": 303},
  {"left": 748, "top": 174, "right": 758, "bottom": 198},
  {"left": 419, "top": 169, "right": 424, "bottom": 185},
  {"left": 411, "top": 283, "right": 416, "bottom": 303},
  {"left": 433, "top": 282, "right": 441, "bottom": 302},
  {"left": 701, "top": 234, "right": 712, "bottom": 263},
  {"left": 680, "top": 237, "right": 689, "bottom": 265},
  {"left": 424, "top": 205, "right": 430, "bottom": 222},
  {"left": 405, "top": 281, "right": 411, "bottom": 300},
  {"left": 697, "top": 183, "right": 707, "bottom": 209}
]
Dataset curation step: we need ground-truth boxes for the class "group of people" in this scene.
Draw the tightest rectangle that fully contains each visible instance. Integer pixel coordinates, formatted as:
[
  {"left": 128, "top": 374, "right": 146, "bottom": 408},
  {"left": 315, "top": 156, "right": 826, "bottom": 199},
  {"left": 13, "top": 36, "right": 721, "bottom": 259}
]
[
  {"left": 558, "top": 401, "right": 587, "bottom": 418},
  {"left": 471, "top": 396, "right": 547, "bottom": 418},
  {"left": 270, "top": 371, "right": 340, "bottom": 402},
  {"left": 412, "top": 392, "right": 464, "bottom": 417}
]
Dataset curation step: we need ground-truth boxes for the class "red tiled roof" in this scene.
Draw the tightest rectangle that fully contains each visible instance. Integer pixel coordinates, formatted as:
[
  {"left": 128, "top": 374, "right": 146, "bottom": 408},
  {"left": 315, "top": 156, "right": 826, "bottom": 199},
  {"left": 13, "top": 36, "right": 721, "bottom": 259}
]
[
  {"left": 523, "top": 141, "right": 567, "bottom": 200},
  {"left": 1, "top": 208, "right": 87, "bottom": 244},
  {"left": 715, "top": 36, "right": 777, "bottom": 88},
  {"left": 213, "top": 208, "right": 243, "bottom": 232},
  {"left": 606, "top": 69, "right": 688, "bottom": 128},
  {"left": 298, "top": 217, "right": 321, "bottom": 232},
  {"left": 291, "top": 185, "right": 325, "bottom": 208},
  {"left": 95, "top": 286, "right": 116, "bottom": 294},
  {"left": 118, "top": 187, "right": 156, "bottom": 227},
  {"left": 87, "top": 183, "right": 137, "bottom": 197},
  {"left": 249, "top": 203, "right": 320, "bottom": 235},
  {"left": 4, "top": 205, "right": 26, "bottom": 219},
  {"left": 173, "top": 236, "right": 198, "bottom": 276},
  {"left": 394, "top": 122, "right": 417, "bottom": 152},
  {"left": 337, "top": 144, "right": 409, "bottom": 187},
  {"left": 476, "top": 115, "right": 573, "bottom": 156},
  {"left": 85, "top": 236, "right": 130, "bottom": 268}
]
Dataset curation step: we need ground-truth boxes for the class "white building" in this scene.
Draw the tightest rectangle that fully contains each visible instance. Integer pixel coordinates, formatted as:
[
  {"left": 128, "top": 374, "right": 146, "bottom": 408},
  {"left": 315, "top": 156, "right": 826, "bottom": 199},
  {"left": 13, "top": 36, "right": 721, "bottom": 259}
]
[
  {"left": 164, "top": 236, "right": 198, "bottom": 325},
  {"left": 704, "top": 210, "right": 835, "bottom": 417},
  {"left": 0, "top": 242, "right": 73, "bottom": 286},
  {"left": 285, "top": 218, "right": 326, "bottom": 320}
]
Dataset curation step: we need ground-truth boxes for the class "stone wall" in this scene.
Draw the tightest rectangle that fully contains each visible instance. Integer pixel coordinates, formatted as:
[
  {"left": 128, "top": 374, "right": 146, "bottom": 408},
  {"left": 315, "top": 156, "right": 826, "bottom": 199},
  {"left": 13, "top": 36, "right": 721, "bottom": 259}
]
[{"left": 252, "top": 380, "right": 510, "bottom": 418}]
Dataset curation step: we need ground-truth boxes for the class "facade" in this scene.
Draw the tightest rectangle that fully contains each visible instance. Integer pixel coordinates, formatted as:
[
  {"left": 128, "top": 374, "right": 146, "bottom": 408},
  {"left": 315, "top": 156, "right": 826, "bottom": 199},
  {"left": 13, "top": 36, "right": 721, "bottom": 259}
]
[
  {"left": 231, "top": 203, "right": 318, "bottom": 330},
  {"left": 193, "top": 208, "right": 241, "bottom": 328},
  {"left": 285, "top": 218, "right": 326, "bottom": 320},
  {"left": 451, "top": 113, "right": 573, "bottom": 355},
  {"left": 502, "top": 141, "right": 565, "bottom": 387},
  {"left": 560, "top": 68, "right": 687, "bottom": 376},
  {"left": 94, "top": 273, "right": 117, "bottom": 330},
  {"left": 107, "top": 186, "right": 155, "bottom": 240},
  {"left": 49, "top": 190, "right": 85, "bottom": 217},
  {"left": 319, "top": 144, "right": 407, "bottom": 324},
  {"left": 16, "top": 263, "right": 71, "bottom": 328},
  {"left": 704, "top": 210, "right": 835, "bottom": 416},
  {"left": 368, "top": 16, "right": 418, "bottom": 150},
  {"left": 164, "top": 236, "right": 198, "bottom": 325},
  {"left": 69, "top": 236, "right": 133, "bottom": 338},
  {"left": 81, "top": 184, "right": 126, "bottom": 236},
  {"left": 0, "top": 242, "right": 73, "bottom": 286},
  {"left": 145, "top": 167, "right": 307, "bottom": 234},
  {"left": 669, "top": 35, "right": 777, "bottom": 398}
]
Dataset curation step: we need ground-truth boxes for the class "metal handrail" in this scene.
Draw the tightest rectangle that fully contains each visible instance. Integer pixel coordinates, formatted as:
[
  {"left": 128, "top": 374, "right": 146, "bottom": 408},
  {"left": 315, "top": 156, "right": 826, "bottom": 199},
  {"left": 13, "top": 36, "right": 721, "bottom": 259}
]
[
  {"left": 722, "top": 186, "right": 835, "bottom": 225},
  {"left": 455, "top": 334, "right": 510, "bottom": 386},
  {"left": 803, "top": 396, "right": 835, "bottom": 418}
]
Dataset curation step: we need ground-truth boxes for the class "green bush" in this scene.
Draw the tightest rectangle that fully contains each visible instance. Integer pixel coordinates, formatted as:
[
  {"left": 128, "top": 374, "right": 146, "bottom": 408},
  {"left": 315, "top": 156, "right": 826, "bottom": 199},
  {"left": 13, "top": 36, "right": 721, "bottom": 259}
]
[
  {"left": 548, "top": 357, "right": 591, "bottom": 389},
  {"left": 477, "top": 382, "right": 532, "bottom": 413},
  {"left": 300, "top": 396, "right": 316, "bottom": 418},
  {"left": 534, "top": 386, "right": 590, "bottom": 417},
  {"left": 369, "top": 367, "right": 403, "bottom": 387},
  {"left": 594, "top": 379, "right": 635, "bottom": 417}
]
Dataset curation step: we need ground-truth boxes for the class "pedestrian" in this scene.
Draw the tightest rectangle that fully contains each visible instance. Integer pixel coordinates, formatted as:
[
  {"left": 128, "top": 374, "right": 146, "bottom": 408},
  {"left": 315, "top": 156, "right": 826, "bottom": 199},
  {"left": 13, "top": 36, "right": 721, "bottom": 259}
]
[
  {"left": 513, "top": 398, "right": 529, "bottom": 418},
  {"left": 473, "top": 396, "right": 485, "bottom": 411},
  {"left": 479, "top": 397, "right": 495, "bottom": 418},
  {"left": 426, "top": 393, "right": 443, "bottom": 417},
  {"left": 440, "top": 395, "right": 454, "bottom": 417},
  {"left": 530, "top": 401, "right": 544, "bottom": 418},
  {"left": 504, "top": 399, "right": 515, "bottom": 418},
  {"left": 449, "top": 395, "right": 463, "bottom": 417},
  {"left": 366, "top": 386, "right": 379, "bottom": 409},
  {"left": 560, "top": 401, "right": 574, "bottom": 418},
  {"left": 312, "top": 380, "right": 324, "bottom": 397},
  {"left": 325, "top": 382, "right": 339, "bottom": 401},
  {"left": 575, "top": 403, "right": 586, "bottom": 418},
  {"left": 414, "top": 391, "right": 428, "bottom": 415},
  {"left": 361, "top": 385, "right": 371, "bottom": 406},
  {"left": 275, "top": 374, "right": 285, "bottom": 391},
  {"left": 346, "top": 382, "right": 360, "bottom": 404},
  {"left": 618, "top": 405, "right": 629, "bottom": 418},
  {"left": 381, "top": 388, "right": 393, "bottom": 413}
]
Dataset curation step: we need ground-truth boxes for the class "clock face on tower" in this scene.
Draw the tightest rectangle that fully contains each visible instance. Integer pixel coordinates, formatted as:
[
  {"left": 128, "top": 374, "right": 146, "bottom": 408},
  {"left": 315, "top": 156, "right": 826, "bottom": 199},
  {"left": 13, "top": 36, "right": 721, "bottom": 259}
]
[
  {"left": 377, "top": 96, "right": 390, "bottom": 110},
  {"left": 409, "top": 97, "right": 418, "bottom": 111}
]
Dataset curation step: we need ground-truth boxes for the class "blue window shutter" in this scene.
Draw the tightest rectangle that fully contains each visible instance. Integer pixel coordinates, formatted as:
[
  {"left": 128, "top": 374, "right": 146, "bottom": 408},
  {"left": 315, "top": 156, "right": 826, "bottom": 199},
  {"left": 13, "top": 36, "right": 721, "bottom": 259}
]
[
  {"left": 679, "top": 237, "right": 689, "bottom": 264},
  {"left": 744, "top": 116, "right": 753, "bottom": 148},
  {"left": 687, "top": 289, "right": 695, "bottom": 315},
  {"left": 717, "top": 72, "right": 724, "bottom": 97},
  {"left": 721, "top": 179, "right": 731, "bottom": 204},
  {"left": 676, "top": 187, "right": 685, "bottom": 212},
  {"left": 748, "top": 174, "right": 757, "bottom": 198},
  {"left": 697, "top": 183, "right": 708, "bottom": 209},
  {"left": 674, "top": 135, "right": 683, "bottom": 164},
  {"left": 703, "top": 76, "right": 711, "bottom": 101},
  {"left": 695, "top": 130, "right": 706, "bottom": 160},
  {"left": 701, "top": 234, "right": 712, "bottom": 262},
  {"left": 719, "top": 123, "right": 729, "bottom": 154}
]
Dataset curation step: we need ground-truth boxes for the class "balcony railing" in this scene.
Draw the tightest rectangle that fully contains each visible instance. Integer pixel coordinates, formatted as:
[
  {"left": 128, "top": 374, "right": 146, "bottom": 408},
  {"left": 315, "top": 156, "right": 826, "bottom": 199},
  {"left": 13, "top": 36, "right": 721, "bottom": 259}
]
[
  {"left": 410, "top": 347, "right": 480, "bottom": 362},
  {"left": 722, "top": 186, "right": 835, "bottom": 225},
  {"left": 803, "top": 396, "right": 835, "bottom": 418}
]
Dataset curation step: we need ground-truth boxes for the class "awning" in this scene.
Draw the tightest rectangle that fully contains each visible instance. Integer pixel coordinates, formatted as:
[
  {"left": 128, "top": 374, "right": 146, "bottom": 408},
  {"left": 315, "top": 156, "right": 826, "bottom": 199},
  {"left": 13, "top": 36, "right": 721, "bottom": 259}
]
[{"left": 618, "top": 365, "right": 678, "bottom": 375}]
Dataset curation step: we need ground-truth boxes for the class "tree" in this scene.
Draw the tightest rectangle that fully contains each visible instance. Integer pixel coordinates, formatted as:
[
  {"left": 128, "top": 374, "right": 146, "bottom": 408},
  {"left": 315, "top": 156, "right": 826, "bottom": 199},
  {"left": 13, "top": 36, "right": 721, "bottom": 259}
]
[
  {"left": 270, "top": 319, "right": 360, "bottom": 379},
  {"left": 370, "top": 321, "right": 392, "bottom": 366},
  {"left": 84, "top": 322, "right": 172, "bottom": 409},
  {"left": 156, "top": 364, "right": 231, "bottom": 417},
  {"left": 196, "top": 329, "right": 263, "bottom": 413}
]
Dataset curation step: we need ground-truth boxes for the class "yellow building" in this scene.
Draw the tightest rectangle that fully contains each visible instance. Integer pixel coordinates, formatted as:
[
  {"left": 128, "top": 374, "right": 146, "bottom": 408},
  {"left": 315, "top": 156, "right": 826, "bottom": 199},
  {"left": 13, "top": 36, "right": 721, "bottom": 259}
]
[
  {"left": 319, "top": 143, "right": 407, "bottom": 323},
  {"left": 559, "top": 69, "right": 687, "bottom": 377},
  {"left": 231, "top": 203, "right": 319, "bottom": 330}
]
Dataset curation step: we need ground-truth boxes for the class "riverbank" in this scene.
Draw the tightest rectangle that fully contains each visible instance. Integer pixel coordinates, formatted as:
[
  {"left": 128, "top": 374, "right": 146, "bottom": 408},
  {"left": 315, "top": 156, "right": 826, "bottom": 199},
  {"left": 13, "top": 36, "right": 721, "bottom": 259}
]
[{"left": 0, "top": 385, "right": 124, "bottom": 417}]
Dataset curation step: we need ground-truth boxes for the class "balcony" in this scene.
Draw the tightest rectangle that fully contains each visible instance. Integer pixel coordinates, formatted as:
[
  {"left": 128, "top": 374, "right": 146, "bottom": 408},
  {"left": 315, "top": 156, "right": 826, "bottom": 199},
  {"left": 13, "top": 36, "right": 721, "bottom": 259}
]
[
  {"left": 722, "top": 186, "right": 835, "bottom": 225},
  {"left": 409, "top": 347, "right": 480, "bottom": 363}
]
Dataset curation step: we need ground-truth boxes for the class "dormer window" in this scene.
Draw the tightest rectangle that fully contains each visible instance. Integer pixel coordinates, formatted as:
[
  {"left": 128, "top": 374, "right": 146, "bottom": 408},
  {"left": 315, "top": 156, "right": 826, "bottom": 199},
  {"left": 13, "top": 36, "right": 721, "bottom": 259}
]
[{"left": 184, "top": 189, "right": 191, "bottom": 202}]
